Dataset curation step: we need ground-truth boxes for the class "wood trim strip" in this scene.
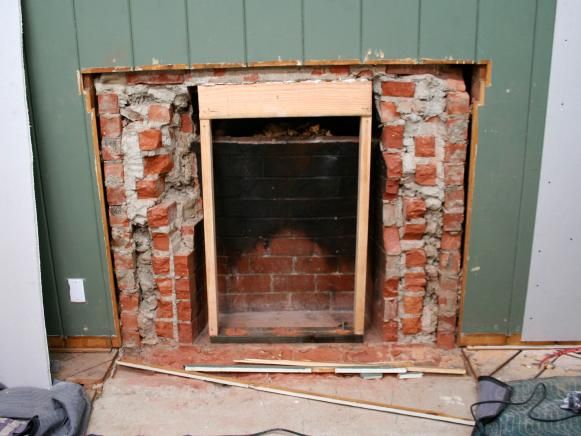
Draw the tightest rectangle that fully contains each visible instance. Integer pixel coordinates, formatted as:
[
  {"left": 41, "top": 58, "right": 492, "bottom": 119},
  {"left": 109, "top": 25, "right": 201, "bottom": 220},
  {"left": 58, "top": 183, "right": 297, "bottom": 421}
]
[
  {"left": 47, "top": 335, "right": 113, "bottom": 350},
  {"left": 197, "top": 81, "right": 372, "bottom": 120},
  {"left": 353, "top": 116, "right": 372, "bottom": 334},
  {"left": 200, "top": 119, "right": 219, "bottom": 336}
]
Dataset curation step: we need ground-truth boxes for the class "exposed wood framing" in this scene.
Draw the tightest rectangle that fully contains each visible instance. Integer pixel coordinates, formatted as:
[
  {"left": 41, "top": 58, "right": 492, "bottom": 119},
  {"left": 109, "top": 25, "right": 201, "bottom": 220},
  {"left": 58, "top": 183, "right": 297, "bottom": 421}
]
[
  {"left": 197, "top": 81, "right": 372, "bottom": 119},
  {"left": 117, "top": 360, "right": 475, "bottom": 426},
  {"left": 197, "top": 81, "right": 373, "bottom": 340}
]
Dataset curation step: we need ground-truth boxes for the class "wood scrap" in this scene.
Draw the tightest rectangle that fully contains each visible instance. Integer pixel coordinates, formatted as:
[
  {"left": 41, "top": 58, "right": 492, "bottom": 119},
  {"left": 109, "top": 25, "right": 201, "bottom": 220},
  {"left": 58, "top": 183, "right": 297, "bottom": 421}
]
[
  {"left": 234, "top": 358, "right": 414, "bottom": 367},
  {"left": 405, "top": 367, "right": 465, "bottom": 375},
  {"left": 116, "top": 360, "right": 475, "bottom": 426},
  {"left": 467, "top": 345, "right": 581, "bottom": 351},
  {"left": 398, "top": 372, "right": 424, "bottom": 380},
  {"left": 185, "top": 364, "right": 311, "bottom": 373}
]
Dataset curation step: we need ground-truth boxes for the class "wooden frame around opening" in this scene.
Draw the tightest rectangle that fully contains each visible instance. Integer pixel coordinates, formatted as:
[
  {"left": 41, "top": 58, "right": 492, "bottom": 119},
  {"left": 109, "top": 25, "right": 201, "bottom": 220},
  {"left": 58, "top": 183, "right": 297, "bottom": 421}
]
[{"left": 197, "top": 81, "right": 373, "bottom": 339}]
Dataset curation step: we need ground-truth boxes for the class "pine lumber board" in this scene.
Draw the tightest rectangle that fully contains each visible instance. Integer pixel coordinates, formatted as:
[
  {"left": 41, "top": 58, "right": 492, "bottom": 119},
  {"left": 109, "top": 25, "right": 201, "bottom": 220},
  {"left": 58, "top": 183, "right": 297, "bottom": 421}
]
[{"left": 116, "top": 360, "right": 474, "bottom": 426}]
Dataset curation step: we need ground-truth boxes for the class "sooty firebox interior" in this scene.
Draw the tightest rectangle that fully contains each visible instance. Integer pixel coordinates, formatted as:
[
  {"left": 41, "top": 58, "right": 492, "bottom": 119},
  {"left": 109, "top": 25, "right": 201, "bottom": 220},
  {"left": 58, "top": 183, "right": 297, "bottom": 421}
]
[{"left": 211, "top": 117, "right": 363, "bottom": 340}]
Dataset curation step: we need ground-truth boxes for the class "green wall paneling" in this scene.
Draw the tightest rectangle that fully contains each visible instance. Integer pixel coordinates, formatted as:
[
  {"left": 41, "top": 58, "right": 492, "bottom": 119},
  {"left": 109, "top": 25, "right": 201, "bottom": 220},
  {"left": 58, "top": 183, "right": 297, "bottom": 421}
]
[
  {"left": 187, "top": 0, "right": 245, "bottom": 64},
  {"left": 74, "top": 0, "right": 133, "bottom": 68},
  {"left": 130, "top": 0, "right": 189, "bottom": 66},
  {"left": 245, "top": 0, "right": 302, "bottom": 62},
  {"left": 361, "top": 0, "right": 420, "bottom": 61},
  {"left": 462, "top": 0, "right": 538, "bottom": 333},
  {"left": 303, "top": 0, "right": 361, "bottom": 61},
  {"left": 509, "top": 0, "right": 557, "bottom": 334},
  {"left": 22, "top": 0, "right": 115, "bottom": 336},
  {"left": 419, "top": 0, "right": 478, "bottom": 60}
]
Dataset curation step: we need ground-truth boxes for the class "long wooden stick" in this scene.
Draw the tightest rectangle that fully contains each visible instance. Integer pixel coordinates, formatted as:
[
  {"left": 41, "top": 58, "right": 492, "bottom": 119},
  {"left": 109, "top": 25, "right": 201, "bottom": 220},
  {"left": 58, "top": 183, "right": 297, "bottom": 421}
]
[
  {"left": 117, "top": 360, "right": 474, "bottom": 426},
  {"left": 466, "top": 345, "right": 581, "bottom": 350},
  {"left": 235, "top": 359, "right": 466, "bottom": 375}
]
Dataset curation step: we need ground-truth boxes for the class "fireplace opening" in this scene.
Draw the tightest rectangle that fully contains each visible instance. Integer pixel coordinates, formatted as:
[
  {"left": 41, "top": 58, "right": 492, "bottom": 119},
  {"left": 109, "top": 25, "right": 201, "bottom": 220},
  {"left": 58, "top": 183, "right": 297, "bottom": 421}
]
[{"left": 211, "top": 116, "right": 368, "bottom": 337}]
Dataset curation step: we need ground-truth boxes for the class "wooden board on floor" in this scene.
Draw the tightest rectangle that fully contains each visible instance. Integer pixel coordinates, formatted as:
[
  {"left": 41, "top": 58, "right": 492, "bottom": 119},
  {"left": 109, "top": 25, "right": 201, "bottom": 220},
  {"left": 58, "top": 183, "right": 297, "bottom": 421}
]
[{"left": 50, "top": 350, "right": 117, "bottom": 386}]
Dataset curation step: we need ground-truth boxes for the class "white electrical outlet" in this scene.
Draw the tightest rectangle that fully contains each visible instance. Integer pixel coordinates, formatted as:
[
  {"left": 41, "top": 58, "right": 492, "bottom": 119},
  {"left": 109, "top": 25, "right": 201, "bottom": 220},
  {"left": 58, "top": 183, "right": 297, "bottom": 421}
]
[{"left": 68, "top": 278, "right": 86, "bottom": 303}]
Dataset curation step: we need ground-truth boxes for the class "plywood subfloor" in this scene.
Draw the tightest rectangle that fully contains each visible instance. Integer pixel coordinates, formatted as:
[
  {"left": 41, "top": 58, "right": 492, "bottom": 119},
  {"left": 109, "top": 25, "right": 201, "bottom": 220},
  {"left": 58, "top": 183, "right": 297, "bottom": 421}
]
[
  {"left": 50, "top": 349, "right": 117, "bottom": 387},
  {"left": 220, "top": 310, "right": 353, "bottom": 329}
]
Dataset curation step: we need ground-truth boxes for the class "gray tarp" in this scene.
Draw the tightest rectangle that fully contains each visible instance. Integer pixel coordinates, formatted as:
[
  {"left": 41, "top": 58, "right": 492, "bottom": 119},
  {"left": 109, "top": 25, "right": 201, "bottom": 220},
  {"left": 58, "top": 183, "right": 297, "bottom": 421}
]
[{"left": 0, "top": 381, "right": 90, "bottom": 436}]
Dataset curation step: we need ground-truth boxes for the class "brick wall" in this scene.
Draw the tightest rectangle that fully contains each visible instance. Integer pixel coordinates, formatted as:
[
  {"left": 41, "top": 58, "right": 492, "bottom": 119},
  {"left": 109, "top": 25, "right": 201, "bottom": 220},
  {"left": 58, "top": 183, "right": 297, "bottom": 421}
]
[
  {"left": 214, "top": 140, "right": 357, "bottom": 313},
  {"left": 95, "top": 65, "right": 470, "bottom": 347}
]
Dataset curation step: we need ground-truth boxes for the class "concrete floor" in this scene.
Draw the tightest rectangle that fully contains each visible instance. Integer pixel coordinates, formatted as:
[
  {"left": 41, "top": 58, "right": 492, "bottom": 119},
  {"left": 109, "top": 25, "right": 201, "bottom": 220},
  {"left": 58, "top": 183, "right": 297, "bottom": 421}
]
[
  {"left": 87, "top": 348, "right": 581, "bottom": 436},
  {"left": 88, "top": 367, "right": 476, "bottom": 436}
]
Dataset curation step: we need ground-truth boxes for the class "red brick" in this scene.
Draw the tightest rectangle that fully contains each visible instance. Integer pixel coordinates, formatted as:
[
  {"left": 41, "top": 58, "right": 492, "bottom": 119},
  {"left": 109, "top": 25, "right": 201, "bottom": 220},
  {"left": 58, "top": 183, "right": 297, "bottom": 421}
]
[
  {"left": 440, "top": 251, "right": 461, "bottom": 273},
  {"left": 403, "top": 296, "right": 424, "bottom": 315},
  {"left": 383, "top": 226, "right": 401, "bottom": 255},
  {"left": 177, "top": 300, "right": 192, "bottom": 322},
  {"left": 290, "top": 292, "right": 330, "bottom": 310},
  {"left": 151, "top": 232, "right": 170, "bottom": 251},
  {"left": 438, "top": 315, "right": 457, "bottom": 332},
  {"left": 155, "top": 277, "right": 173, "bottom": 296},
  {"left": 381, "top": 81, "right": 416, "bottom": 97},
  {"left": 382, "top": 320, "right": 398, "bottom": 341},
  {"left": 147, "top": 201, "right": 177, "bottom": 227},
  {"left": 441, "top": 233, "right": 462, "bottom": 250},
  {"left": 404, "top": 197, "right": 426, "bottom": 220},
  {"left": 414, "top": 135, "right": 436, "bottom": 157},
  {"left": 316, "top": 274, "right": 354, "bottom": 292},
  {"left": 447, "top": 92, "right": 470, "bottom": 114},
  {"left": 152, "top": 255, "right": 170, "bottom": 275},
  {"left": 445, "top": 163, "right": 465, "bottom": 186},
  {"left": 102, "top": 144, "right": 122, "bottom": 161},
  {"left": 383, "top": 297, "right": 398, "bottom": 320},
  {"left": 174, "top": 251, "right": 194, "bottom": 277},
  {"left": 121, "top": 311, "right": 138, "bottom": 330},
  {"left": 136, "top": 178, "right": 164, "bottom": 199},
  {"left": 247, "top": 256, "right": 293, "bottom": 274},
  {"left": 381, "top": 125, "right": 404, "bottom": 148},
  {"left": 440, "top": 275, "right": 459, "bottom": 292},
  {"left": 148, "top": 104, "right": 173, "bottom": 124},
  {"left": 180, "top": 113, "right": 194, "bottom": 133},
  {"left": 383, "top": 278, "right": 400, "bottom": 297},
  {"left": 270, "top": 238, "right": 313, "bottom": 256},
  {"left": 445, "top": 188, "right": 465, "bottom": 209},
  {"left": 332, "top": 292, "right": 354, "bottom": 310},
  {"left": 106, "top": 186, "right": 126, "bottom": 205},
  {"left": 272, "top": 275, "right": 315, "bottom": 292},
  {"left": 384, "top": 179, "right": 399, "bottom": 199},
  {"left": 122, "top": 331, "right": 141, "bottom": 347},
  {"left": 109, "top": 205, "right": 129, "bottom": 226},
  {"left": 111, "top": 227, "right": 132, "bottom": 249},
  {"left": 229, "top": 275, "right": 271, "bottom": 293},
  {"left": 213, "top": 68, "right": 226, "bottom": 77},
  {"left": 447, "top": 118, "right": 469, "bottom": 141},
  {"left": 437, "top": 331, "right": 456, "bottom": 349},
  {"left": 447, "top": 77, "right": 466, "bottom": 92},
  {"left": 443, "top": 212, "right": 464, "bottom": 231},
  {"left": 329, "top": 65, "right": 350, "bottom": 75},
  {"left": 310, "top": 68, "right": 325, "bottom": 76},
  {"left": 157, "top": 299, "right": 173, "bottom": 318},
  {"left": 402, "top": 317, "right": 421, "bottom": 335},
  {"left": 243, "top": 72, "right": 259, "bottom": 82},
  {"left": 104, "top": 162, "right": 124, "bottom": 187},
  {"left": 415, "top": 164, "right": 437, "bottom": 186},
  {"left": 113, "top": 252, "right": 135, "bottom": 270},
  {"left": 380, "top": 101, "right": 399, "bottom": 123},
  {"left": 97, "top": 94, "right": 119, "bottom": 114},
  {"left": 404, "top": 271, "right": 426, "bottom": 291},
  {"left": 445, "top": 142, "right": 467, "bottom": 163},
  {"left": 403, "top": 223, "right": 426, "bottom": 240},
  {"left": 119, "top": 293, "right": 139, "bottom": 312},
  {"left": 144, "top": 154, "right": 173, "bottom": 175},
  {"left": 127, "top": 72, "right": 184, "bottom": 85},
  {"left": 294, "top": 257, "right": 336, "bottom": 274},
  {"left": 100, "top": 115, "right": 122, "bottom": 138},
  {"left": 406, "top": 249, "right": 426, "bottom": 268},
  {"left": 138, "top": 129, "right": 162, "bottom": 150},
  {"left": 155, "top": 321, "right": 174, "bottom": 339},
  {"left": 383, "top": 152, "right": 402, "bottom": 180},
  {"left": 116, "top": 270, "right": 136, "bottom": 291},
  {"left": 178, "top": 323, "right": 193, "bottom": 343},
  {"left": 355, "top": 69, "right": 374, "bottom": 78},
  {"left": 175, "top": 278, "right": 193, "bottom": 300}
]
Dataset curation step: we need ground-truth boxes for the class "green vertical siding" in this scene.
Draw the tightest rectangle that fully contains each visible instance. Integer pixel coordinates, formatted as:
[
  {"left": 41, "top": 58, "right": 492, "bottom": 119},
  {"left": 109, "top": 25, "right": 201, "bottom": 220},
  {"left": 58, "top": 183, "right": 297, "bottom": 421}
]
[
  {"left": 129, "top": 0, "right": 189, "bottom": 66},
  {"left": 245, "top": 0, "right": 302, "bottom": 62},
  {"left": 303, "top": 0, "right": 361, "bottom": 61},
  {"left": 187, "top": 0, "right": 245, "bottom": 64},
  {"left": 361, "top": 0, "right": 420, "bottom": 60},
  {"left": 462, "top": 0, "right": 539, "bottom": 333},
  {"left": 74, "top": 0, "right": 133, "bottom": 68},
  {"left": 23, "top": 0, "right": 115, "bottom": 336},
  {"left": 419, "top": 0, "right": 478, "bottom": 60},
  {"left": 23, "top": 0, "right": 557, "bottom": 337}
]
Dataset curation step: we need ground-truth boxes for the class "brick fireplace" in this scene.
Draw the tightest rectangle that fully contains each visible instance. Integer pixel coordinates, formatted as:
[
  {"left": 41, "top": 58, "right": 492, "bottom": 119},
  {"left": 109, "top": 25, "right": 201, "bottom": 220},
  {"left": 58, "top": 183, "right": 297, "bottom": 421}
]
[{"left": 94, "top": 64, "right": 472, "bottom": 349}]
